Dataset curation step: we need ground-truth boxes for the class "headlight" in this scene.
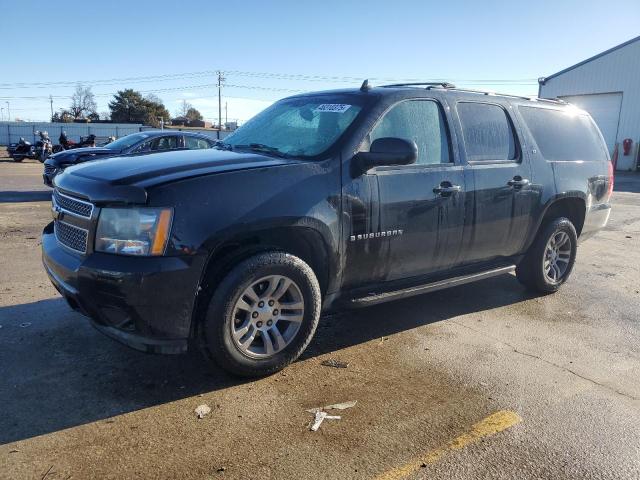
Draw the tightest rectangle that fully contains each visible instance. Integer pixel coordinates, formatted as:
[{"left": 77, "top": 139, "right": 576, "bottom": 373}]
[{"left": 95, "top": 207, "right": 173, "bottom": 256}]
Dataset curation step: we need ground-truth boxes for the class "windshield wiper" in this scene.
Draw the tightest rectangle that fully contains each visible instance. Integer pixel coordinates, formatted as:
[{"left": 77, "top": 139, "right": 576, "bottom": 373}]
[
  {"left": 233, "top": 143, "right": 292, "bottom": 158},
  {"left": 213, "top": 141, "right": 233, "bottom": 151}
]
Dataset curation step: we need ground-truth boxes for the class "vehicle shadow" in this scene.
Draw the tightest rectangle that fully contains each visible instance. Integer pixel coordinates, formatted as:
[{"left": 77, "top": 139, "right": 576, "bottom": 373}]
[{"left": 0, "top": 274, "right": 532, "bottom": 445}]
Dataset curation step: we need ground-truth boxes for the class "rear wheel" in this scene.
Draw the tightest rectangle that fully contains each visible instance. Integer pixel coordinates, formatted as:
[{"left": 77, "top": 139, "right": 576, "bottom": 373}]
[
  {"left": 13, "top": 156, "right": 24, "bottom": 162},
  {"left": 516, "top": 217, "right": 577, "bottom": 293},
  {"left": 201, "top": 251, "right": 321, "bottom": 377}
]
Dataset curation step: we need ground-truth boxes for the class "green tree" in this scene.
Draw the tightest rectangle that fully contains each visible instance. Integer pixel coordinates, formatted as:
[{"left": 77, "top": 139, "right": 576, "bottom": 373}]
[
  {"left": 109, "top": 89, "right": 170, "bottom": 127},
  {"left": 186, "top": 107, "right": 203, "bottom": 121},
  {"left": 143, "top": 94, "right": 171, "bottom": 127},
  {"left": 51, "top": 109, "right": 75, "bottom": 123}
]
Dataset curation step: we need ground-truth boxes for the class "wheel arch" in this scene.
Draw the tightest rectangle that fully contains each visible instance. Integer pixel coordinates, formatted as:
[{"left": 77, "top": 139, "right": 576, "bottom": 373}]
[
  {"left": 530, "top": 194, "right": 586, "bottom": 246},
  {"left": 190, "top": 223, "right": 335, "bottom": 336}
]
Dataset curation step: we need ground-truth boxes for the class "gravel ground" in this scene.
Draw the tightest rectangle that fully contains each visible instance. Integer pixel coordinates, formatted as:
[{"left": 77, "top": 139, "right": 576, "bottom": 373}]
[{"left": 0, "top": 160, "right": 639, "bottom": 480}]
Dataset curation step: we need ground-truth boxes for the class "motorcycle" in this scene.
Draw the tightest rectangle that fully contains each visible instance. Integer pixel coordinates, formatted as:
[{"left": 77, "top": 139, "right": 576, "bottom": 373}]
[
  {"left": 34, "top": 130, "right": 53, "bottom": 163},
  {"left": 52, "top": 131, "right": 76, "bottom": 152},
  {"left": 7, "top": 137, "right": 36, "bottom": 162},
  {"left": 53, "top": 132, "right": 97, "bottom": 152}
]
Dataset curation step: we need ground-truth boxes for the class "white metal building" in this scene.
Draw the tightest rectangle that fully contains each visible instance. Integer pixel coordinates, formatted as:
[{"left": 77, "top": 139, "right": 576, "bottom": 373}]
[{"left": 538, "top": 35, "right": 640, "bottom": 171}]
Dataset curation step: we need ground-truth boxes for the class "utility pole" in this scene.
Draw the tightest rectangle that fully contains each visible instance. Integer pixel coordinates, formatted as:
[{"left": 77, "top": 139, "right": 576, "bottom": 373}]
[
  {"left": 49, "top": 95, "right": 54, "bottom": 121},
  {"left": 225, "top": 101, "right": 228, "bottom": 126},
  {"left": 216, "top": 71, "right": 225, "bottom": 139},
  {"left": 5, "top": 101, "right": 10, "bottom": 122},
  {"left": 0, "top": 108, "right": 3, "bottom": 121}
]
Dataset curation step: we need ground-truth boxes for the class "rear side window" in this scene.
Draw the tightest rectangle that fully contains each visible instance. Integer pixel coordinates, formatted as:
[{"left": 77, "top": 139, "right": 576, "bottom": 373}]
[
  {"left": 369, "top": 100, "right": 451, "bottom": 165},
  {"left": 458, "top": 102, "right": 517, "bottom": 161},
  {"left": 151, "top": 136, "right": 179, "bottom": 151},
  {"left": 185, "top": 136, "right": 212, "bottom": 149},
  {"left": 519, "top": 106, "right": 608, "bottom": 161}
]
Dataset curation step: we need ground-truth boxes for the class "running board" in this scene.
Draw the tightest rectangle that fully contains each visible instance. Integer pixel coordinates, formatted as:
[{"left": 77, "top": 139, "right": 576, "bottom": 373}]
[{"left": 350, "top": 265, "right": 516, "bottom": 307}]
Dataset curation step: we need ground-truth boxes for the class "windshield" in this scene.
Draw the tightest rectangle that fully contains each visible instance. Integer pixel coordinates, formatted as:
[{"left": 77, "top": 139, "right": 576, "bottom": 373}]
[
  {"left": 223, "top": 96, "right": 363, "bottom": 157},
  {"left": 105, "top": 133, "right": 151, "bottom": 151}
]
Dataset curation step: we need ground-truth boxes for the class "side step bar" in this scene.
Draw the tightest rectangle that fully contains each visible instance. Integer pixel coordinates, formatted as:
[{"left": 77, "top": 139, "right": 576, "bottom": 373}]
[{"left": 350, "top": 265, "right": 516, "bottom": 307}]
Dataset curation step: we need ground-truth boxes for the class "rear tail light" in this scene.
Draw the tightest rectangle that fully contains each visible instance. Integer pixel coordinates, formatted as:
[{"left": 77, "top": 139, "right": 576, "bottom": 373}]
[{"left": 607, "top": 160, "right": 614, "bottom": 200}]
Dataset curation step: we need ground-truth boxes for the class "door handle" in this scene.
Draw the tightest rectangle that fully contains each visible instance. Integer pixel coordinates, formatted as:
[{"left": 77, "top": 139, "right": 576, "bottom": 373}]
[
  {"left": 433, "top": 182, "right": 462, "bottom": 196},
  {"left": 507, "top": 176, "right": 530, "bottom": 188}
]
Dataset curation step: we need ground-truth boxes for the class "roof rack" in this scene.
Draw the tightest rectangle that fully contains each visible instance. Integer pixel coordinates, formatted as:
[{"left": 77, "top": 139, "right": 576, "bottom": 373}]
[
  {"left": 533, "top": 96, "right": 568, "bottom": 105},
  {"left": 381, "top": 82, "right": 456, "bottom": 89},
  {"left": 426, "top": 85, "right": 569, "bottom": 104},
  {"left": 376, "top": 82, "right": 568, "bottom": 105}
]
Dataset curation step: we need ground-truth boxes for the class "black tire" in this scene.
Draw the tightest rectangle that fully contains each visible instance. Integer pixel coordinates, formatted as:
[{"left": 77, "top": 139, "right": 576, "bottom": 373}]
[
  {"left": 516, "top": 217, "right": 577, "bottom": 293},
  {"left": 201, "top": 251, "right": 321, "bottom": 377},
  {"left": 13, "top": 156, "right": 24, "bottom": 163}
]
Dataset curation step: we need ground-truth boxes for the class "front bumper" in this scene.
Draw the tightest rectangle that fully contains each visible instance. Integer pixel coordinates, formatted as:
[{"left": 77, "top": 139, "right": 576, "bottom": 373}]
[{"left": 42, "top": 222, "right": 206, "bottom": 354}]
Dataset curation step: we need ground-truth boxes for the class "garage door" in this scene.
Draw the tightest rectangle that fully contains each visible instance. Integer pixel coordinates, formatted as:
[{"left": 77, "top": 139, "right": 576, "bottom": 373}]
[{"left": 560, "top": 93, "right": 622, "bottom": 156}]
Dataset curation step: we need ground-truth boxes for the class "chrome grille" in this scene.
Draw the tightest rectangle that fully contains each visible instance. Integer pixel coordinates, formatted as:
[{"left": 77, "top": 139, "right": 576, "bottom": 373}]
[
  {"left": 53, "top": 189, "right": 93, "bottom": 218},
  {"left": 54, "top": 221, "right": 88, "bottom": 253}
]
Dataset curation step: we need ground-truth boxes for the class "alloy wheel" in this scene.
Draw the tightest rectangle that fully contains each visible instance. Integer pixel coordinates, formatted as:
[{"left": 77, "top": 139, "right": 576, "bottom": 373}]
[
  {"left": 543, "top": 231, "right": 572, "bottom": 284},
  {"left": 231, "top": 275, "right": 305, "bottom": 358}
]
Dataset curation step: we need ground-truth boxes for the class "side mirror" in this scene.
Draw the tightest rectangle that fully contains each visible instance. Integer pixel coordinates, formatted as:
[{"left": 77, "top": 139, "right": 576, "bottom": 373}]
[{"left": 352, "top": 137, "right": 417, "bottom": 176}]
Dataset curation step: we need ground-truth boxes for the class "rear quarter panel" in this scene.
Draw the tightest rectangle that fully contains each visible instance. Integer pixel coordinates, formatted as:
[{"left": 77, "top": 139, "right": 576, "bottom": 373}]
[
  {"left": 552, "top": 160, "right": 611, "bottom": 241},
  {"left": 511, "top": 103, "right": 612, "bottom": 246}
]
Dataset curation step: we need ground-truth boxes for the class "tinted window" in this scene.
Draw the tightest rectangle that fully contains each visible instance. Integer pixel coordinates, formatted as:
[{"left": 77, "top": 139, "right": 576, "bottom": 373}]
[
  {"left": 106, "top": 133, "right": 150, "bottom": 151},
  {"left": 369, "top": 100, "right": 450, "bottom": 165},
  {"left": 151, "top": 136, "right": 179, "bottom": 151},
  {"left": 185, "top": 136, "right": 213, "bottom": 149},
  {"left": 131, "top": 139, "right": 153, "bottom": 153},
  {"left": 519, "top": 106, "right": 608, "bottom": 161},
  {"left": 458, "top": 103, "right": 517, "bottom": 161}
]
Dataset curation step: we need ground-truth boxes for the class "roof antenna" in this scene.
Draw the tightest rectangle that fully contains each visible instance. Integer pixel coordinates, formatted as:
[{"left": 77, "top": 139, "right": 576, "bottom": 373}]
[{"left": 360, "top": 79, "right": 371, "bottom": 91}]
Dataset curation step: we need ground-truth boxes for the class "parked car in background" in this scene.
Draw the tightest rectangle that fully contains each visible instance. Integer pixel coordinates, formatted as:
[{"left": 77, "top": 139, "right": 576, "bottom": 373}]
[
  {"left": 43, "top": 130, "right": 217, "bottom": 186},
  {"left": 42, "top": 83, "right": 613, "bottom": 376}
]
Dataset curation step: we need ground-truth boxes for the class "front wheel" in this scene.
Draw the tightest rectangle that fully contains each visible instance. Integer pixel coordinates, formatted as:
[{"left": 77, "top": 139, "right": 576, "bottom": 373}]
[
  {"left": 201, "top": 252, "right": 321, "bottom": 377},
  {"left": 516, "top": 217, "right": 577, "bottom": 293},
  {"left": 12, "top": 155, "right": 24, "bottom": 162}
]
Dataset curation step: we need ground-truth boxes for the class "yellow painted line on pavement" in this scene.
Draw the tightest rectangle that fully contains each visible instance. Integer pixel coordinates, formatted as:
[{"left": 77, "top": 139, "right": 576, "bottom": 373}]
[{"left": 374, "top": 410, "right": 522, "bottom": 480}]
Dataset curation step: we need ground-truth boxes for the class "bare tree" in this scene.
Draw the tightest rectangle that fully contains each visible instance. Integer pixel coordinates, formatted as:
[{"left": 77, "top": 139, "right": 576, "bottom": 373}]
[
  {"left": 70, "top": 84, "right": 97, "bottom": 119},
  {"left": 177, "top": 99, "right": 194, "bottom": 117}
]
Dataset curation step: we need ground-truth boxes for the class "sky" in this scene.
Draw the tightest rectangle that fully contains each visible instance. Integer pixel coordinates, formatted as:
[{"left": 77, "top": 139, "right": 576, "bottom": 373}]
[{"left": 0, "top": 0, "right": 638, "bottom": 124}]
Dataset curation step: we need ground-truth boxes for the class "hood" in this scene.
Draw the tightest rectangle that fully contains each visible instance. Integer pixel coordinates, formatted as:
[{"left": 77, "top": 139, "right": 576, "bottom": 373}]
[
  {"left": 46, "top": 147, "right": 119, "bottom": 166},
  {"left": 54, "top": 148, "right": 298, "bottom": 205}
]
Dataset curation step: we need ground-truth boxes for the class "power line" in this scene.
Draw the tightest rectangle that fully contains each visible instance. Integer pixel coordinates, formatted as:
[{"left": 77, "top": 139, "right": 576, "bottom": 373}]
[
  {"left": 0, "top": 71, "right": 217, "bottom": 89},
  {"left": 0, "top": 83, "right": 304, "bottom": 101},
  {"left": 227, "top": 70, "right": 537, "bottom": 85},
  {"left": 0, "top": 68, "right": 538, "bottom": 90}
]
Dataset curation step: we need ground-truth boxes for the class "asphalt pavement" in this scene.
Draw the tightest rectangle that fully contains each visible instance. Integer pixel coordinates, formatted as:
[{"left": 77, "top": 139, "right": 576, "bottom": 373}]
[{"left": 0, "top": 155, "right": 639, "bottom": 479}]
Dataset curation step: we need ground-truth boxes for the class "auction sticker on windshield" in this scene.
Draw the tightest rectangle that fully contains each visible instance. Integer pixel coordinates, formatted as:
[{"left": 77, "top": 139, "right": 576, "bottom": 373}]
[{"left": 314, "top": 104, "right": 352, "bottom": 113}]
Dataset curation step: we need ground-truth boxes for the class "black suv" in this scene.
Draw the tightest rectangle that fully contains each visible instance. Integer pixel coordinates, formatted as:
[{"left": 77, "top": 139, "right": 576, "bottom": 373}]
[
  {"left": 43, "top": 130, "right": 217, "bottom": 187},
  {"left": 42, "top": 83, "right": 613, "bottom": 376}
]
